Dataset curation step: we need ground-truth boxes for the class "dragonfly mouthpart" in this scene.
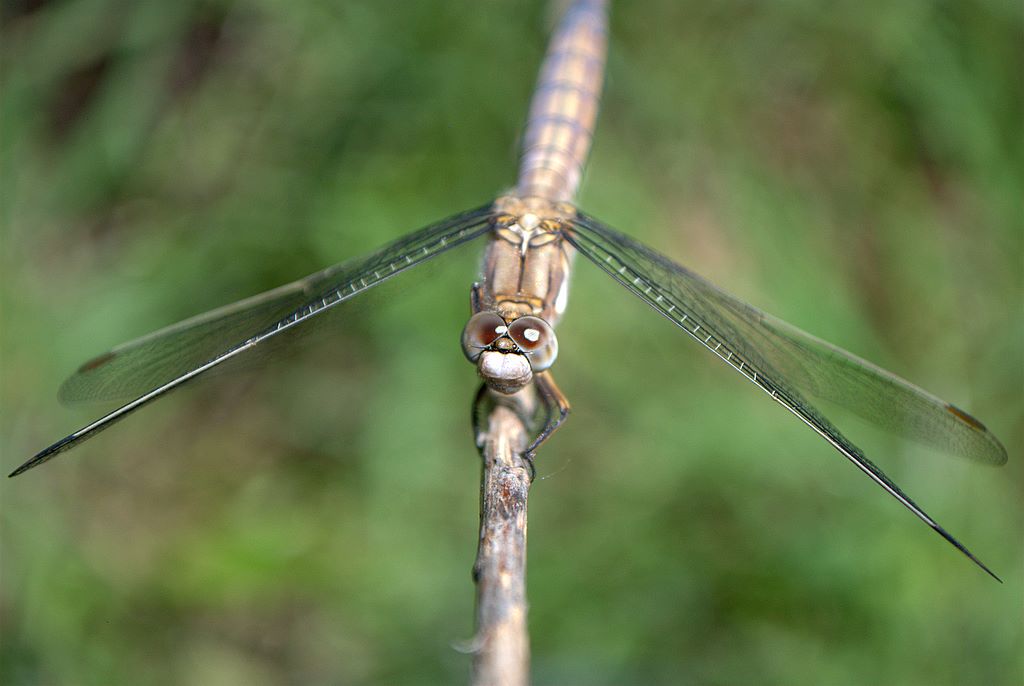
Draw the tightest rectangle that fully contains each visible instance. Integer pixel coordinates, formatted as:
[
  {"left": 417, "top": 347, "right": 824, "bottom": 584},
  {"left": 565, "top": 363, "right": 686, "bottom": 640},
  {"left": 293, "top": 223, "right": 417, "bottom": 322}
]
[{"left": 478, "top": 349, "right": 533, "bottom": 394}]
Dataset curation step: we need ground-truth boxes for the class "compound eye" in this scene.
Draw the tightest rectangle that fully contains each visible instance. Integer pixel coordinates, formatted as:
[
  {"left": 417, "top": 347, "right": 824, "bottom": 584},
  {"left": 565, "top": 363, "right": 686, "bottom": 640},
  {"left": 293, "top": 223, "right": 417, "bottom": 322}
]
[
  {"left": 461, "top": 312, "right": 508, "bottom": 362},
  {"left": 508, "top": 316, "right": 558, "bottom": 371}
]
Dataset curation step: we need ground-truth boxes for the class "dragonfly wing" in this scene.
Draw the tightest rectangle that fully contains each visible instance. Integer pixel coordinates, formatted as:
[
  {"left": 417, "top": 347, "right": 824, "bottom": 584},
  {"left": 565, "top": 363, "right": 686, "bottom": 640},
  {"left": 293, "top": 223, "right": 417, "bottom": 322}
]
[
  {"left": 566, "top": 213, "right": 1006, "bottom": 465},
  {"left": 13, "top": 204, "right": 496, "bottom": 477},
  {"left": 565, "top": 211, "right": 1003, "bottom": 580},
  {"left": 60, "top": 280, "right": 321, "bottom": 403},
  {"left": 755, "top": 315, "right": 1007, "bottom": 465}
]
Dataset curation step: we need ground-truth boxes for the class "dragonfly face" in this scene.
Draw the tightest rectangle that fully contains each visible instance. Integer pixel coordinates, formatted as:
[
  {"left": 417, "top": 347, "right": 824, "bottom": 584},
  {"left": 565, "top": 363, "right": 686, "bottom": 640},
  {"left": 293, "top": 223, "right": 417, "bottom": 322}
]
[{"left": 461, "top": 311, "right": 558, "bottom": 394}]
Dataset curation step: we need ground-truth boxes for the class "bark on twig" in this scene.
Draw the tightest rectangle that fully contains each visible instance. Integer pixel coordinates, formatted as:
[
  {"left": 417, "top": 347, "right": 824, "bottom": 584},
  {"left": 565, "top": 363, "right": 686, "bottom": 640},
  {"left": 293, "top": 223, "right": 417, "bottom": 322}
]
[{"left": 471, "top": 395, "right": 534, "bottom": 686}]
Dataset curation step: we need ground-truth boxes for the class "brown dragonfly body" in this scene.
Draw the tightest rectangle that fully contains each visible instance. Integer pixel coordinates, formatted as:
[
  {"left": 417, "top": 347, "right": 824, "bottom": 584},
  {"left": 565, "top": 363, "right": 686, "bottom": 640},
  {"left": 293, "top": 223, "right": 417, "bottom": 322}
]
[
  {"left": 465, "top": 1, "right": 607, "bottom": 446},
  {"left": 482, "top": 0, "right": 607, "bottom": 324}
]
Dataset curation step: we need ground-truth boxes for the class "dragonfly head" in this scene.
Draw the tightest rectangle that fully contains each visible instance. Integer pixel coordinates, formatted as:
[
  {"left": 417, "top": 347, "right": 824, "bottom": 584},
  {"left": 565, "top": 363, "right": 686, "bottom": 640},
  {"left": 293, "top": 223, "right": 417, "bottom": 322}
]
[{"left": 461, "top": 311, "right": 558, "bottom": 394}]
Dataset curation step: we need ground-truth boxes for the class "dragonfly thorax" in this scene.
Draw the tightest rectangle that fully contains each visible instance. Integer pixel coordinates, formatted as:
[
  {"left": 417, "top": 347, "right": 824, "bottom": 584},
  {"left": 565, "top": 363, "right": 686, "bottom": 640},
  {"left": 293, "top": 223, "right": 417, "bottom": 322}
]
[{"left": 479, "top": 196, "right": 576, "bottom": 329}]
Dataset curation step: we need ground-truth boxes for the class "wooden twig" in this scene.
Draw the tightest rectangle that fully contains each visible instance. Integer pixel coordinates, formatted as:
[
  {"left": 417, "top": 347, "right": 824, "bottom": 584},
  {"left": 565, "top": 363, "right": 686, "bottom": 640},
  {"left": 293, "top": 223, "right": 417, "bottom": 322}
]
[{"left": 471, "top": 393, "right": 534, "bottom": 686}]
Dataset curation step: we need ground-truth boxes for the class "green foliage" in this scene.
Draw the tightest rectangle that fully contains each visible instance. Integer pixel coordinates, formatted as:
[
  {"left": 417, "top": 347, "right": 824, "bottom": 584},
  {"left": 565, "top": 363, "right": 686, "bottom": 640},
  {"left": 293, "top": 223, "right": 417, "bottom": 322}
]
[{"left": 2, "top": 1, "right": 1021, "bottom": 683}]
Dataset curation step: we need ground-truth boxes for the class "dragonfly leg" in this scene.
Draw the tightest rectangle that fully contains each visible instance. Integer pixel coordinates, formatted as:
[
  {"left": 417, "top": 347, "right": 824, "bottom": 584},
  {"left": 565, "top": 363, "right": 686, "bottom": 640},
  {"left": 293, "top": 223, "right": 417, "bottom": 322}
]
[
  {"left": 470, "top": 282, "right": 485, "bottom": 312},
  {"left": 471, "top": 382, "right": 492, "bottom": 458},
  {"left": 523, "top": 371, "right": 571, "bottom": 473}
]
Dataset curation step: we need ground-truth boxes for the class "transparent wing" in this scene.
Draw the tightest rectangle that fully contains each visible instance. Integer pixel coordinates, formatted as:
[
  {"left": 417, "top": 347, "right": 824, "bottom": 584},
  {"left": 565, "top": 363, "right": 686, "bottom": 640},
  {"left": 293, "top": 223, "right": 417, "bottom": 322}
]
[
  {"left": 59, "top": 280, "right": 327, "bottom": 403},
  {"left": 12, "top": 204, "right": 497, "bottom": 477},
  {"left": 566, "top": 211, "right": 1005, "bottom": 580}
]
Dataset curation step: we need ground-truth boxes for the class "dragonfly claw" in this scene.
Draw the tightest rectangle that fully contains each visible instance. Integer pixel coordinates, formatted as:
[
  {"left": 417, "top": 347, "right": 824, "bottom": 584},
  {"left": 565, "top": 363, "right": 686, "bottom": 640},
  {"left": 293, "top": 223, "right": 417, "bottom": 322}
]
[{"left": 521, "top": 451, "right": 537, "bottom": 482}]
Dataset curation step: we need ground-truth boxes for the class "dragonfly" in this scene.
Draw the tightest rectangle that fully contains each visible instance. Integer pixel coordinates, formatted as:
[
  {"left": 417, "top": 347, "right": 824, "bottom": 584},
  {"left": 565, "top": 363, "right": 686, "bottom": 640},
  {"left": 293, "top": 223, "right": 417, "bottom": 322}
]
[{"left": 11, "top": 0, "right": 1007, "bottom": 581}]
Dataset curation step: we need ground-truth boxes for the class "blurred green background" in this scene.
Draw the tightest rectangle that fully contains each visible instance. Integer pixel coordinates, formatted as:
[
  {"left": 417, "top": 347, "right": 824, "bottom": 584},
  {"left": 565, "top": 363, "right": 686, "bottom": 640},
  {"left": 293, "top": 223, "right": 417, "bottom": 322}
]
[{"left": 2, "top": 0, "right": 1021, "bottom": 684}]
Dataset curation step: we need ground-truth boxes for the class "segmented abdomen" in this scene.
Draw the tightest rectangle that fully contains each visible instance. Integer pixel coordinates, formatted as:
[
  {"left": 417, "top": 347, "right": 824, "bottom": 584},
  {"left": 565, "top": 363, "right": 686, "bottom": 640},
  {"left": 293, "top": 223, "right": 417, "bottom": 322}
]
[{"left": 516, "top": 0, "right": 608, "bottom": 203}]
